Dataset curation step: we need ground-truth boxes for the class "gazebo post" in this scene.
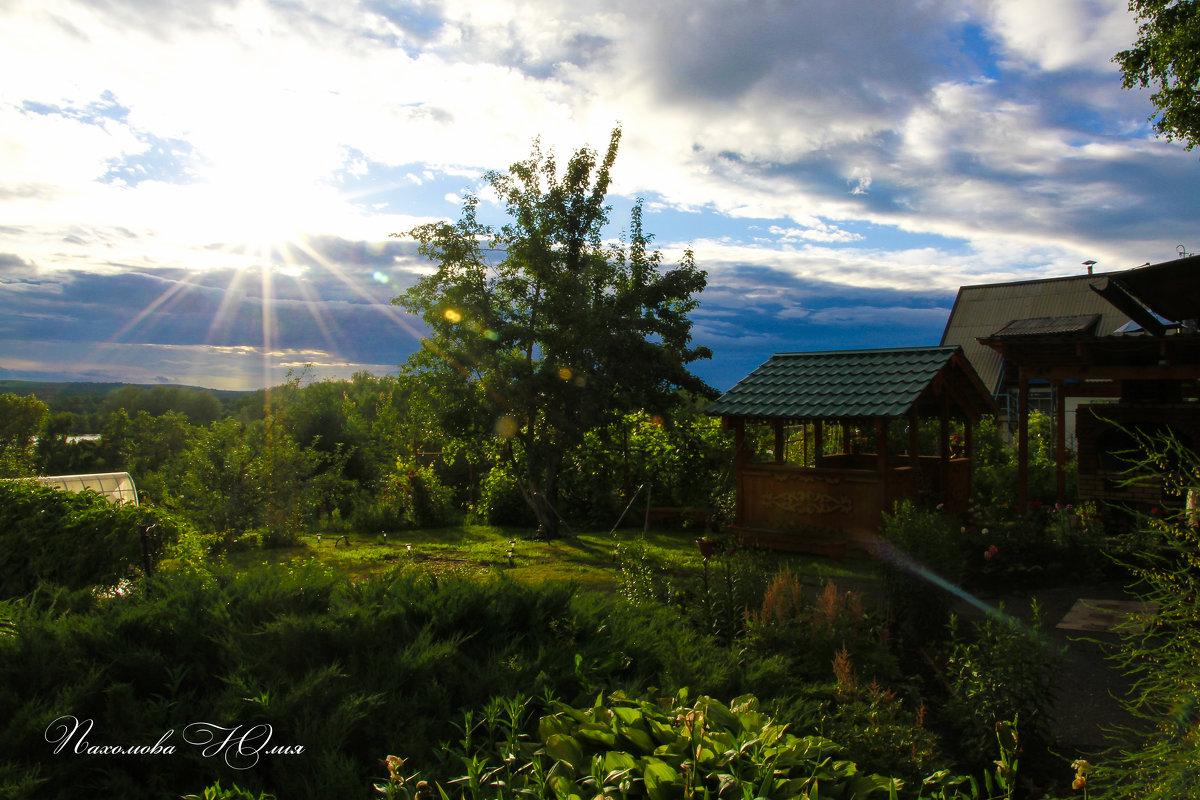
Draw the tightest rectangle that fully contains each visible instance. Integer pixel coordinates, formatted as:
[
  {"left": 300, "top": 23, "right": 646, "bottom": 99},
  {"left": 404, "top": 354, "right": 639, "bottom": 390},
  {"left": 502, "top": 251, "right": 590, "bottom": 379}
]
[
  {"left": 965, "top": 413, "right": 975, "bottom": 460},
  {"left": 773, "top": 420, "right": 785, "bottom": 464},
  {"left": 814, "top": 419, "right": 824, "bottom": 467},
  {"left": 1018, "top": 370, "right": 1030, "bottom": 513},
  {"left": 1055, "top": 380, "right": 1067, "bottom": 506},
  {"left": 733, "top": 419, "right": 746, "bottom": 525},
  {"left": 939, "top": 393, "right": 950, "bottom": 464},
  {"left": 875, "top": 418, "right": 888, "bottom": 472},
  {"left": 908, "top": 408, "right": 921, "bottom": 465}
]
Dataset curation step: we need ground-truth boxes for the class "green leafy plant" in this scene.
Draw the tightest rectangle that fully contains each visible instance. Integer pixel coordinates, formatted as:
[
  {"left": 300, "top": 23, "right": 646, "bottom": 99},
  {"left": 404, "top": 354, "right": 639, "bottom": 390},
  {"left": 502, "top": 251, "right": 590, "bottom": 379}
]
[
  {"left": 1094, "top": 427, "right": 1200, "bottom": 799},
  {"left": 380, "top": 691, "right": 903, "bottom": 800},
  {"left": 0, "top": 480, "right": 185, "bottom": 599},
  {"left": 939, "top": 605, "right": 1061, "bottom": 772}
]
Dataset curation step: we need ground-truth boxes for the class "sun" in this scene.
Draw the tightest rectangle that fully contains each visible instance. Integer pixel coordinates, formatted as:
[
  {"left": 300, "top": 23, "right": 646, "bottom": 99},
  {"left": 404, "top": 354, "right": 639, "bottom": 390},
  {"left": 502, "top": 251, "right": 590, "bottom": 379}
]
[{"left": 192, "top": 164, "right": 327, "bottom": 255}]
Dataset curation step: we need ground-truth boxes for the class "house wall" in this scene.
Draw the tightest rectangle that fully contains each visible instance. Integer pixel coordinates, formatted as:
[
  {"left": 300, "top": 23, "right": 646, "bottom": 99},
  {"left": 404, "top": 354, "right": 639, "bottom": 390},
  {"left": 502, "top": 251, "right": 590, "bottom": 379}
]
[{"left": 1076, "top": 403, "right": 1200, "bottom": 513}]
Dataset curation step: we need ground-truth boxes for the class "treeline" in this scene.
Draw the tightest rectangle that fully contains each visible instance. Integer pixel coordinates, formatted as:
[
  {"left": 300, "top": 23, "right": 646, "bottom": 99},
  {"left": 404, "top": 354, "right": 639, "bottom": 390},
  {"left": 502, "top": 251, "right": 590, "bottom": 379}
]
[
  {"left": 0, "top": 371, "right": 730, "bottom": 540},
  {"left": 0, "top": 380, "right": 248, "bottom": 431}
]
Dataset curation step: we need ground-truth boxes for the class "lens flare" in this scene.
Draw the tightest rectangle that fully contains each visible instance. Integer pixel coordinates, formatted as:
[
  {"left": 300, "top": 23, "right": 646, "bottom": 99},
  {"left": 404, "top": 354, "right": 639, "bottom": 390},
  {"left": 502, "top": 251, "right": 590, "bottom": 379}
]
[
  {"left": 372, "top": 271, "right": 390, "bottom": 284},
  {"left": 444, "top": 308, "right": 462, "bottom": 323},
  {"left": 558, "top": 367, "right": 572, "bottom": 381},
  {"left": 495, "top": 415, "right": 518, "bottom": 439}
]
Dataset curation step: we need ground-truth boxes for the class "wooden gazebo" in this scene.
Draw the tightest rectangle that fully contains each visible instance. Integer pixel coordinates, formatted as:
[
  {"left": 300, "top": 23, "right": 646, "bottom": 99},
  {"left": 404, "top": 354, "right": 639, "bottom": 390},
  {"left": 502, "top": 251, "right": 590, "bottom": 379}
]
[{"left": 708, "top": 346, "right": 995, "bottom": 554}]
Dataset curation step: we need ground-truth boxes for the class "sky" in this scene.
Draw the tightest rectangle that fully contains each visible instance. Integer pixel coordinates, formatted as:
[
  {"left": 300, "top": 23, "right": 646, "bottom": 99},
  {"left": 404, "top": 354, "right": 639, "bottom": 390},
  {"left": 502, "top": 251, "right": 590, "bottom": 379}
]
[{"left": 1, "top": 0, "right": 1197, "bottom": 394}]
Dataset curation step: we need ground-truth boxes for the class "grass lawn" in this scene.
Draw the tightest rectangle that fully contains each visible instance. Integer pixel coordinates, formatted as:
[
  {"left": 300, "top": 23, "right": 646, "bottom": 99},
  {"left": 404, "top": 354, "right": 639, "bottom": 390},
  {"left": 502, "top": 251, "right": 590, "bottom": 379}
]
[{"left": 222, "top": 524, "right": 881, "bottom": 592}]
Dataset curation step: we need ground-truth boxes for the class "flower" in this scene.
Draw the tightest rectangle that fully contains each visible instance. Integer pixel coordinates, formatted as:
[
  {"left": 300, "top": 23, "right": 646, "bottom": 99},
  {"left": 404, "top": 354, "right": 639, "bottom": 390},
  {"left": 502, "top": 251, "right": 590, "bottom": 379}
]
[
  {"left": 984, "top": 544, "right": 999, "bottom": 560},
  {"left": 1071, "top": 759, "right": 1091, "bottom": 790},
  {"left": 981, "top": 527, "right": 989, "bottom": 536}
]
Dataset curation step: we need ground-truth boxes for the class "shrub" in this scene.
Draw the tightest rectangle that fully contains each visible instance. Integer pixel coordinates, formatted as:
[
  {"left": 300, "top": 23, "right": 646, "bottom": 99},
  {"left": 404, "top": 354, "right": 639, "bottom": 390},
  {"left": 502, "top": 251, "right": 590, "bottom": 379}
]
[
  {"left": 0, "top": 480, "right": 184, "bottom": 599},
  {"left": 939, "top": 603, "right": 1062, "bottom": 770},
  {"left": 879, "top": 501, "right": 969, "bottom": 641},
  {"left": 477, "top": 461, "right": 537, "bottom": 527},
  {"left": 1094, "top": 428, "right": 1200, "bottom": 799}
]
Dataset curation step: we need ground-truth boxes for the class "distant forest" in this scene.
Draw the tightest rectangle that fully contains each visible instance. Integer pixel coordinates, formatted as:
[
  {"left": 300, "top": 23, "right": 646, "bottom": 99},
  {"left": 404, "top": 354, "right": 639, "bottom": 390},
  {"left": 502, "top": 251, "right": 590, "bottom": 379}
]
[{"left": 0, "top": 379, "right": 254, "bottom": 432}]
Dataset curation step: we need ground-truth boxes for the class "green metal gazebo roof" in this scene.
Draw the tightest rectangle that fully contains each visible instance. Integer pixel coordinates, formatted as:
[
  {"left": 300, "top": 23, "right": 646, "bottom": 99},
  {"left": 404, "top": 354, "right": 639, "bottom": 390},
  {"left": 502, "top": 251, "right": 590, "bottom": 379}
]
[{"left": 707, "top": 345, "right": 993, "bottom": 421}]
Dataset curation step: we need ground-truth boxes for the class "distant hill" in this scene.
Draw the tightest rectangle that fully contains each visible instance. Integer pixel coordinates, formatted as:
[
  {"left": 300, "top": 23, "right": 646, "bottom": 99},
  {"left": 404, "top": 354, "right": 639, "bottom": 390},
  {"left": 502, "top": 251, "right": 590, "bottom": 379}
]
[
  {"left": 0, "top": 379, "right": 249, "bottom": 402},
  {"left": 0, "top": 380, "right": 253, "bottom": 430}
]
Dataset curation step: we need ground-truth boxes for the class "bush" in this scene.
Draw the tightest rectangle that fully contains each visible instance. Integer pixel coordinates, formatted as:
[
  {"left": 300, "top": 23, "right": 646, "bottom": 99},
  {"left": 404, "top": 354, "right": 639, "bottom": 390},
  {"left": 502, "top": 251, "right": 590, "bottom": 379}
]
[
  {"left": 939, "top": 603, "right": 1062, "bottom": 770},
  {"left": 477, "top": 462, "right": 536, "bottom": 527},
  {"left": 0, "top": 563, "right": 763, "bottom": 800},
  {"left": 1095, "top": 429, "right": 1200, "bottom": 799},
  {"left": 879, "top": 501, "right": 969, "bottom": 641},
  {"left": 0, "top": 481, "right": 184, "bottom": 599}
]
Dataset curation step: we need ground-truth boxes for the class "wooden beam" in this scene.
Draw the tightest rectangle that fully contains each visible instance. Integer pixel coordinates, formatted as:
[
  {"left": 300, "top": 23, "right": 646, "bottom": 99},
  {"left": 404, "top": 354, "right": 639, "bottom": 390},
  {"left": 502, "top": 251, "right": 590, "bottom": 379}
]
[
  {"left": 908, "top": 408, "right": 921, "bottom": 465},
  {"left": 814, "top": 420, "right": 824, "bottom": 468},
  {"left": 734, "top": 420, "right": 746, "bottom": 526},
  {"left": 876, "top": 418, "right": 888, "bottom": 473},
  {"left": 1018, "top": 365, "right": 1200, "bottom": 382},
  {"left": 1055, "top": 380, "right": 1067, "bottom": 506},
  {"left": 773, "top": 420, "right": 785, "bottom": 464},
  {"left": 939, "top": 392, "right": 950, "bottom": 464},
  {"left": 1018, "top": 370, "right": 1029, "bottom": 513}
]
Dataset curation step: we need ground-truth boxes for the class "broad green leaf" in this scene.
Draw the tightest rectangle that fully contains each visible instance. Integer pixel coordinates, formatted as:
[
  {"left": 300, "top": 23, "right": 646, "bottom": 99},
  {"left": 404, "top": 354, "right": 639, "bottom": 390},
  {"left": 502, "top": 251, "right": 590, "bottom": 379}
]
[
  {"left": 612, "top": 706, "right": 644, "bottom": 726},
  {"left": 602, "top": 751, "right": 637, "bottom": 773},
  {"left": 546, "top": 733, "right": 587, "bottom": 773},
  {"left": 575, "top": 723, "right": 618, "bottom": 748},
  {"left": 618, "top": 724, "right": 656, "bottom": 753},
  {"left": 642, "top": 758, "right": 680, "bottom": 800}
]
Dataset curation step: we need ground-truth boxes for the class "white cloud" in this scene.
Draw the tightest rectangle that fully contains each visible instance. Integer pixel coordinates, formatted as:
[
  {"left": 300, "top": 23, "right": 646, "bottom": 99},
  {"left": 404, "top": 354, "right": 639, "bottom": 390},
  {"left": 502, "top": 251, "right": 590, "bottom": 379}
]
[{"left": 0, "top": 0, "right": 1194, "bottom": 388}]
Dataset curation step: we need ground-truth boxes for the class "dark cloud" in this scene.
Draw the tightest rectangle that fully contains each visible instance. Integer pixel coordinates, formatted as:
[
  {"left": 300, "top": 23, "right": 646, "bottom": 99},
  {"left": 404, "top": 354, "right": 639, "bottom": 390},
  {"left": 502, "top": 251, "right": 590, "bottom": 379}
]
[
  {"left": 689, "top": 265, "right": 955, "bottom": 389},
  {"left": 0, "top": 253, "right": 35, "bottom": 273},
  {"left": 0, "top": 245, "right": 427, "bottom": 372},
  {"left": 639, "top": 1, "right": 957, "bottom": 114}
]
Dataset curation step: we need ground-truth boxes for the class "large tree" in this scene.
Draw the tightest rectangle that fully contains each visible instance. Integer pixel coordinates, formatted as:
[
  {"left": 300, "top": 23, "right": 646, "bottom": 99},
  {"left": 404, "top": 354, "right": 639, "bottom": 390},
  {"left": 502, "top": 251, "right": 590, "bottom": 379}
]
[
  {"left": 393, "top": 128, "right": 712, "bottom": 535},
  {"left": 1114, "top": 0, "right": 1200, "bottom": 150}
]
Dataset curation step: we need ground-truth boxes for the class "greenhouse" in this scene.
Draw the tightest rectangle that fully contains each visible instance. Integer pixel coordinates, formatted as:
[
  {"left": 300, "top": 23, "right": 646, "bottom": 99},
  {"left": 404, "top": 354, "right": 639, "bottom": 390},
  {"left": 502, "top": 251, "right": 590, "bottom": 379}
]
[{"left": 31, "top": 472, "right": 139, "bottom": 506}]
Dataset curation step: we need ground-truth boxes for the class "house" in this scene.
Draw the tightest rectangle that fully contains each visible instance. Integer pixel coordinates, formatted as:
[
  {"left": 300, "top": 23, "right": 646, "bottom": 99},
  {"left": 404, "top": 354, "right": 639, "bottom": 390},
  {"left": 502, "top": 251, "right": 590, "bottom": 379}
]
[{"left": 941, "top": 269, "right": 1131, "bottom": 440}]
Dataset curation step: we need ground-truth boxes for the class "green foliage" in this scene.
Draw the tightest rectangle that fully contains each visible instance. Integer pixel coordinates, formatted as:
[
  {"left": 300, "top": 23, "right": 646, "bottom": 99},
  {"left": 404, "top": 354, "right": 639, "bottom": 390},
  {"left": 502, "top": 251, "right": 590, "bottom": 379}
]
[
  {"left": 939, "top": 606, "right": 1061, "bottom": 771},
  {"left": 182, "top": 782, "right": 276, "bottom": 800},
  {"left": 0, "top": 562, "right": 763, "bottom": 800},
  {"left": 394, "top": 128, "right": 712, "bottom": 536},
  {"left": 376, "top": 459, "right": 456, "bottom": 529},
  {"left": 879, "top": 502, "right": 968, "bottom": 641},
  {"left": 560, "top": 409, "right": 732, "bottom": 527},
  {"left": 380, "top": 690, "right": 903, "bottom": 800},
  {"left": 0, "top": 392, "right": 48, "bottom": 478},
  {"left": 971, "top": 412, "right": 1071, "bottom": 515},
  {"left": 1114, "top": 0, "right": 1200, "bottom": 150},
  {"left": 746, "top": 572, "right": 897, "bottom": 689},
  {"left": 172, "top": 417, "right": 342, "bottom": 536},
  {"left": 0, "top": 480, "right": 185, "bottom": 599},
  {"left": 477, "top": 460, "right": 538, "bottom": 527},
  {"left": 1094, "top": 428, "right": 1200, "bottom": 799}
]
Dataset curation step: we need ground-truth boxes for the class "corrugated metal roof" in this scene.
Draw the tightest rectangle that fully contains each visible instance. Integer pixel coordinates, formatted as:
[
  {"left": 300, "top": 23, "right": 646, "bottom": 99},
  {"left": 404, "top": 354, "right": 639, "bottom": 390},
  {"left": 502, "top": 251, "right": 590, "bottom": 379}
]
[
  {"left": 989, "top": 314, "right": 1100, "bottom": 338},
  {"left": 707, "top": 346, "right": 963, "bottom": 420},
  {"left": 941, "top": 272, "right": 1131, "bottom": 393}
]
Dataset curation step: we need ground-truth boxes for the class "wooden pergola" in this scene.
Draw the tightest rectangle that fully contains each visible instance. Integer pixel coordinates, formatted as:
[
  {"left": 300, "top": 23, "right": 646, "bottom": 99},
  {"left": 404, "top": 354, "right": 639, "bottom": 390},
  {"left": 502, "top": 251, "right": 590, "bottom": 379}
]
[
  {"left": 708, "top": 346, "right": 995, "bottom": 554},
  {"left": 977, "top": 255, "right": 1200, "bottom": 513},
  {"left": 980, "top": 325, "right": 1200, "bottom": 512}
]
